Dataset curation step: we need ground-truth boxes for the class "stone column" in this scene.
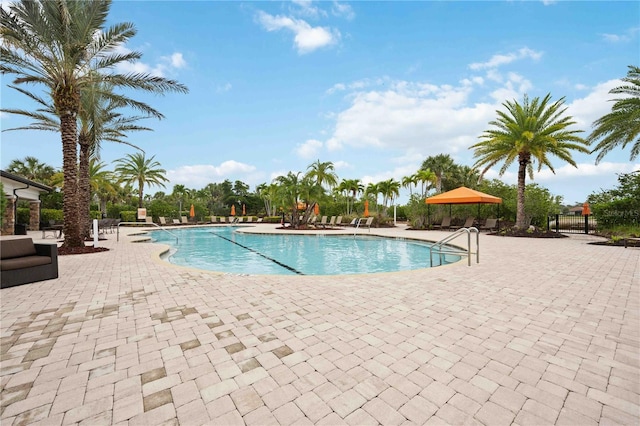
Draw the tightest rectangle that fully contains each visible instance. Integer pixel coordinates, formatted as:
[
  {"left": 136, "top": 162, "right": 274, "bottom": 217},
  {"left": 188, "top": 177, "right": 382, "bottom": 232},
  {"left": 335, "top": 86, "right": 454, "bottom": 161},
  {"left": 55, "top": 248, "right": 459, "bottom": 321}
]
[
  {"left": 29, "top": 200, "right": 41, "bottom": 231},
  {"left": 2, "top": 196, "right": 16, "bottom": 236}
]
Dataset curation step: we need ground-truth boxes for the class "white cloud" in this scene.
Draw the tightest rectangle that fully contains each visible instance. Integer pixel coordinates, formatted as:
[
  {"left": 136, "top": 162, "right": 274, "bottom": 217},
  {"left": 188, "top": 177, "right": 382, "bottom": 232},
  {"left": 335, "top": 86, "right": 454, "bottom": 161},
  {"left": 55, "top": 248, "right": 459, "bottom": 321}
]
[
  {"left": 469, "top": 47, "right": 543, "bottom": 70},
  {"left": 165, "top": 52, "right": 187, "bottom": 69},
  {"left": 536, "top": 162, "right": 639, "bottom": 180},
  {"left": 295, "top": 139, "right": 323, "bottom": 159},
  {"left": 168, "top": 161, "right": 258, "bottom": 188},
  {"left": 325, "top": 80, "right": 497, "bottom": 155},
  {"left": 601, "top": 27, "right": 639, "bottom": 43},
  {"left": 112, "top": 43, "right": 187, "bottom": 77},
  {"left": 567, "top": 78, "right": 621, "bottom": 130},
  {"left": 332, "top": 1, "right": 355, "bottom": 20},
  {"left": 216, "top": 83, "right": 232, "bottom": 93},
  {"left": 333, "top": 160, "right": 351, "bottom": 170},
  {"left": 256, "top": 11, "right": 340, "bottom": 54},
  {"left": 291, "top": 0, "right": 326, "bottom": 18}
]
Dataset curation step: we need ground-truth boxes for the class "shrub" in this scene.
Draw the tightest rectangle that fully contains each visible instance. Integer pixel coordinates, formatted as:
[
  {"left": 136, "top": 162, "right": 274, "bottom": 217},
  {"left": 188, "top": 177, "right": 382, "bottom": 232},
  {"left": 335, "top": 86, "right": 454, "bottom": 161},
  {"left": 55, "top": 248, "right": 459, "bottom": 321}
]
[{"left": 120, "top": 211, "right": 137, "bottom": 222}]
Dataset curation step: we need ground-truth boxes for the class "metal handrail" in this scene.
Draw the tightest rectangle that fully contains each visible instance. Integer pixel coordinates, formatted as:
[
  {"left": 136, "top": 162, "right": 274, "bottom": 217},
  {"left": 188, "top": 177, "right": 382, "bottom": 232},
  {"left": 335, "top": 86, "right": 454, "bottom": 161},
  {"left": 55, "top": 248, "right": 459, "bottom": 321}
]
[
  {"left": 429, "top": 227, "right": 479, "bottom": 266},
  {"left": 117, "top": 221, "right": 178, "bottom": 244}
]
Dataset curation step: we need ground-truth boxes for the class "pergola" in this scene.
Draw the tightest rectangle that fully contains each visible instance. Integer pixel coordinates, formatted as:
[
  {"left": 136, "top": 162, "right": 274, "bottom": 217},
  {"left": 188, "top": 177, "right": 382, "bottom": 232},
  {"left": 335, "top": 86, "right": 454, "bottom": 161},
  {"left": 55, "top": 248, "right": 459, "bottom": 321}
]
[{"left": 425, "top": 186, "right": 502, "bottom": 227}]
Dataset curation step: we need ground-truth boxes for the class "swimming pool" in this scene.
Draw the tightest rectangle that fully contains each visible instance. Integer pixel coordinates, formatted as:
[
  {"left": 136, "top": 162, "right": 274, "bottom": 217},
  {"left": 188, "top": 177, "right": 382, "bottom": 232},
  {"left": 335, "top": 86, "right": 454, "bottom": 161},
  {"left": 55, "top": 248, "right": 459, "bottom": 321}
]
[{"left": 150, "top": 227, "right": 461, "bottom": 275}]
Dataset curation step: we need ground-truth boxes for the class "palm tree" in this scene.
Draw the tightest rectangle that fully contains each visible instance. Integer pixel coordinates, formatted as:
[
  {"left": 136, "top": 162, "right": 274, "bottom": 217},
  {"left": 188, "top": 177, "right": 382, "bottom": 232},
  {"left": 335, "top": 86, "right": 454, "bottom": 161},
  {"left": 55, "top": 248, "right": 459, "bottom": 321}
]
[
  {"left": 421, "top": 154, "right": 455, "bottom": 193},
  {"left": 414, "top": 169, "right": 437, "bottom": 198},
  {"left": 171, "top": 184, "right": 190, "bottom": 216},
  {"left": 90, "top": 159, "right": 118, "bottom": 216},
  {"left": 588, "top": 65, "right": 640, "bottom": 163},
  {"left": 274, "top": 172, "right": 303, "bottom": 228},
  {"left": 377, "top": 179, "right": 401, "bottom": 209},
  {"left": 6, "top": 156, "right": 56, "bottom": 183},
  {"left": 471, "top": 94, "right": 588, "bottom": 228},
  {"left": 1, "top": 0, "right": 188, "bottom": 247},
  {"left": 306, "top": 160, "right": 338, "bottom": 189},
  {"left": 114, "top": 153, "right": 169, "bottom": 208},
  {"left": 401, "top": 175, "right": 417, "bottom": 197}
]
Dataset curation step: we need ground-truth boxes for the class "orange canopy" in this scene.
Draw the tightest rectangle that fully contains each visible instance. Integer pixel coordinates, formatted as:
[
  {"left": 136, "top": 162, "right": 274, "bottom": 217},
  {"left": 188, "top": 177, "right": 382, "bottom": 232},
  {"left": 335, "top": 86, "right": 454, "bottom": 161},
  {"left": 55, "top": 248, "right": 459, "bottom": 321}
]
[
  {"left": 314, "top": 203, "right": 320, "bottom": 215},
  {"left": 364, "top": 200, "right": 369, "bottom": 217},
  {"left": 189, "top": 204, "right": 195, "bottom": 217},
  {"left": 230, "top": 205, "right": 236, "bottom": 216},
  {"left": 425, "top": 186, "right": 502, "bottom": 205}
]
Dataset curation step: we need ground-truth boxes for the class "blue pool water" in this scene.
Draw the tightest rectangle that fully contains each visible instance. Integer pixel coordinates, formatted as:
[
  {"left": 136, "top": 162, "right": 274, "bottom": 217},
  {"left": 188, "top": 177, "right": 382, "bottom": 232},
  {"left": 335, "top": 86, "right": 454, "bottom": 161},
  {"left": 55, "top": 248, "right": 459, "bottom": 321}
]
[{"left": 150, "top": 227, "right": 461, "bottom": 275}]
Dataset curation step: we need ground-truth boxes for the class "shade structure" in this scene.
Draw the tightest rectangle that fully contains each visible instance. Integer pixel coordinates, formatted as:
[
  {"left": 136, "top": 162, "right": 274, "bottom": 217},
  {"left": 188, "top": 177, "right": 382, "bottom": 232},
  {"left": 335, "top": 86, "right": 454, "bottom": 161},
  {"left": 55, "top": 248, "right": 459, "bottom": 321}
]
[
  {"left": 425, "top": 186, "right": 502, "bottom": 205},
  {"left": 189, "top": 204, "right": 195, "bottom": 218},
  {"left": 230, "top": 205, "right": 236, "bottom": 216},
  {"left": 364, "top": 200, "right": 369, "bottom": 217},
  {"left": 242, "top": 204, "right": 246, "bottom": 215},
  {"left": 314, "top": 203, "right": 320, "bottom": 215}
]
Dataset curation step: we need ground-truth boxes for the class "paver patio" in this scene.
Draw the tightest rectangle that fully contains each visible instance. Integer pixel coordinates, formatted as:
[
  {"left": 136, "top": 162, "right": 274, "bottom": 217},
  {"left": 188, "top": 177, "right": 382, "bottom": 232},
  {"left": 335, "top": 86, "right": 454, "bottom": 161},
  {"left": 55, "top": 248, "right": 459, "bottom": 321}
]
[{"left": 1, "top": 224, "right": 638, "bottom": 425}]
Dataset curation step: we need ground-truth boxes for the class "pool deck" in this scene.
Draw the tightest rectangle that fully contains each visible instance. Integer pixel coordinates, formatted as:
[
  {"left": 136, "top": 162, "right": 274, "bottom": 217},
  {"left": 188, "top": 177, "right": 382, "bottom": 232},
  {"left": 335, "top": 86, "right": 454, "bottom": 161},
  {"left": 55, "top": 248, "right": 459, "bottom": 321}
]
[{"left": 1, "top": 224, "right": 638, "bottom": 425}]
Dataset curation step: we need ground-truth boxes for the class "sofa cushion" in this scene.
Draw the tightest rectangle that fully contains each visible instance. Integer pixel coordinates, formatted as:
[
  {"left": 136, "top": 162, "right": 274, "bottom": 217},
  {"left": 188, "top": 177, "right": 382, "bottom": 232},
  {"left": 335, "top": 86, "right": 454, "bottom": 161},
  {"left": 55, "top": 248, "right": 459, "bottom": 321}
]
[
  {"left": 1, "top": 238, "right": 37, "bottom": 260},
  {"left": 1, "top": 255, "right": 52, "bottom": 271}
]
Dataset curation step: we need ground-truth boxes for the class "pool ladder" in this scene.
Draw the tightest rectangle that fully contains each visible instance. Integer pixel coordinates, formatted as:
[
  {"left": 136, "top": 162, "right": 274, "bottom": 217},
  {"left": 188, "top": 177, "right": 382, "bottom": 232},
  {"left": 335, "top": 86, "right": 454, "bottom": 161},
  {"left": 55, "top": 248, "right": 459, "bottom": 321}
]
[{"left": 429, "top": 227, "right": 479, "bottom": 267}]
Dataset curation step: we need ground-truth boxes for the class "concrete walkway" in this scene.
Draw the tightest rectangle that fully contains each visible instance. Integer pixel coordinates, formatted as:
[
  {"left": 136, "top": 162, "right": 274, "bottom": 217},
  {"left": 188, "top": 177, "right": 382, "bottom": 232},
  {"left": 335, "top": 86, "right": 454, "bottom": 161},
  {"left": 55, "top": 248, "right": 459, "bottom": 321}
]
[{"left": 1, "top": 224, "right": 638, "bottom": 425}]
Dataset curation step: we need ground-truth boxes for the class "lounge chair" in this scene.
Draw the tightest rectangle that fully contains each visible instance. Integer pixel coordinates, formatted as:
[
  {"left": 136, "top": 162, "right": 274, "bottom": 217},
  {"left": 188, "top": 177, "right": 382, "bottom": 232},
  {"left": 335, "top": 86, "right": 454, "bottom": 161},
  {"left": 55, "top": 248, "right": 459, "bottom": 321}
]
[
  {"left": 335, "top": 216, "right": 343, "bottom": 226},
  {"left": 145, "top": 217, "right": 154, "bottom": 224},
  {"left": 181, "top": 216, "right": 189, "bottom": 225},
  {"left": 159, "top": 217, "right": 167, "bottom": 225},
  {"left": 308, "top": 216, "right": 317, "bottom": 227},
  {"left": 219, "top": 216, "right": 226, "bottom": 223},
  {"left": 358, "top": 217, "right": 374, "bottom": 231},
  {"left": 246, "top": 216, "right": 253, "bottom": 223},
  {"left": 348, "top": 218, "right": 358, "bottom": 227},
  {"left": 256, "top": 217, "right": 263, "bottom": 223},
  {"left": 451, "top": 216, "right": 475, "bottom": 230},
  {"left": 327, "top": 216, "right": 336, "bottom": 228},
  {"left": 318, "top": 216, "right": 328, "bottom": 228},
  {"left": 210, "top": 216, "right": 218, "bottom": 224},
  {"left": 432, "top": 216, "right": 451, "bottom": 230},
  {"left": 172, "top": 219, "right": 181, "bottom": 225},
  {"left": 480, "top": 218, "right": 498, "bottom": 232}
]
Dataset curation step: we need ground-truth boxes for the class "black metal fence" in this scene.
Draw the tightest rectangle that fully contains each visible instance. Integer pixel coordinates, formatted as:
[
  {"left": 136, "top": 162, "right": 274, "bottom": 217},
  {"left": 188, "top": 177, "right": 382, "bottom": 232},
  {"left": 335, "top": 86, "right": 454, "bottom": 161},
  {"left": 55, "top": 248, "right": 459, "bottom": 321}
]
[{"left": 547, "top": 214, "right": 597, "bottom": 234}]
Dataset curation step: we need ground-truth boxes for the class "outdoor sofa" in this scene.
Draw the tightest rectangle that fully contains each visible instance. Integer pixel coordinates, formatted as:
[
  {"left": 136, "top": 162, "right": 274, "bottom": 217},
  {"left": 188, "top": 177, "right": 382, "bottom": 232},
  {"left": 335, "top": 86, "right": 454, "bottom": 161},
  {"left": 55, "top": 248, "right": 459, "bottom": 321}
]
[{"left": 0, "top": 237, "right": 58, "bottom": 288}]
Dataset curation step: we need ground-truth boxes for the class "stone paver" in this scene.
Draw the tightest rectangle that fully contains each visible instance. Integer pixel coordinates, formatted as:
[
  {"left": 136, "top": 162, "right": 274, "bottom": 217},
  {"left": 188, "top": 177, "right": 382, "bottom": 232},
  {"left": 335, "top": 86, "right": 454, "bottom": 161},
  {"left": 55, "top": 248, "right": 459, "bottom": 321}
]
[{"left": 1, "top": 225, "right": 638, "bottom": 425}]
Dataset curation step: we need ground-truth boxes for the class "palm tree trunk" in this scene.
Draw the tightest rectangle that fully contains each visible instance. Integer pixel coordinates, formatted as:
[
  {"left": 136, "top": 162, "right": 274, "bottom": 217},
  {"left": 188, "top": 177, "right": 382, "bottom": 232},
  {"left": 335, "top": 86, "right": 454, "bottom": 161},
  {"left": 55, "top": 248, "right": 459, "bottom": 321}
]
[
  {"left": 515, "top": 160, "right": 527, "bottom": 229},
  {"left": 60, "top": 113, "right": 83, "bottom": 247},
  {"left": 78, "top": 140, "right": 91, "bottom": 240},
  {"left": 138, "top": 181, "right": 144, "bottom": 208}
]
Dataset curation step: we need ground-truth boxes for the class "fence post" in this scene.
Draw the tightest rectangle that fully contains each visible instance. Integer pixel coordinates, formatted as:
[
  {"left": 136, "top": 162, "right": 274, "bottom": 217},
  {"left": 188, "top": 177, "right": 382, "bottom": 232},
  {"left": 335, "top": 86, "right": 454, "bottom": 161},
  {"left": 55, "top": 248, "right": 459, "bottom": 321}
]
[
  {"left": 555, "top": 214, "right": 559, "bottom": 233},
  {"left": 584, "top": 215, "right": 589, "bottom": 234}
]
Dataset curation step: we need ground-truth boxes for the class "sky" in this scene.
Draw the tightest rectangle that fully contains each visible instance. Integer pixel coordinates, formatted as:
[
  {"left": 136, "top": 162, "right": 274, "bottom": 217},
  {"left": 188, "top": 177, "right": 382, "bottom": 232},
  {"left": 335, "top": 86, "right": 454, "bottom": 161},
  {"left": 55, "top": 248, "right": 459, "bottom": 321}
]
[{"left": 1, "top": 0, "right": 639, "bottom": 206}]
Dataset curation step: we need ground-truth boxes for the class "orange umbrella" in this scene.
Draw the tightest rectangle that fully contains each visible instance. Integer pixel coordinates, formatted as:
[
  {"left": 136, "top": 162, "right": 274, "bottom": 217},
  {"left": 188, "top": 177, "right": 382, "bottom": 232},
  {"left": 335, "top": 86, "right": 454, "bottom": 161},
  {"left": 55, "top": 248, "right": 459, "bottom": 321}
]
[
  {"left": 364, "top": 200, "right": 369, "bottom": 217},
  {"left": 242, "top": 204, "right": 246, "bottom": 215},
  {"left": 189, "top": 204, "right": 195, "bottom": 218},
  {"left": 314, "top": 203, "right": 320, "bottom": 215},
  {"left": 231, "top": 205, "right": 236, "bottom": 216},
  {"left": 582, "top": 202, "right": 591, "bottom": 216}
]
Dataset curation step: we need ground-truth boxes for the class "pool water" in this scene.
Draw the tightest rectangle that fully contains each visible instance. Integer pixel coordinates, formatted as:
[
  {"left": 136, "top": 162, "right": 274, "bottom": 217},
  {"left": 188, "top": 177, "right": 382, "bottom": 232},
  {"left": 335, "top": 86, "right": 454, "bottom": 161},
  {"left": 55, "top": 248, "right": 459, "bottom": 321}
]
[{"left": 150, "top": 227, "right": 460, "bottom": 275}]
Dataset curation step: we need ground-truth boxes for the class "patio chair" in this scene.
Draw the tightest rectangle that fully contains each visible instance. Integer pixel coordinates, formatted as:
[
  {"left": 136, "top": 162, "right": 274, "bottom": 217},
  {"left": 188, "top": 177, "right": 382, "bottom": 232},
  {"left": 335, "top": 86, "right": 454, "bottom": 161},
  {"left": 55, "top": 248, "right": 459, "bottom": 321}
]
[
  {"left": 181, "top": 216, "right": 189, "bottom": 225},
  {"left": 358, "top": 217, "right": 374, "bottom": 231},
  {"left": 172, "top": 218, "right": 181, "bottom": 225},
  {"left": 327, "top": 216, "right": 336, "bottom": 228},
  {"left": 335, "top": 216, "right": 343, "bottom": 226},
  {"left": 145, "top": 217, "right": 154, "bottom": 224},
  {"left": 432, "top": 216, "right": 451, "bottom": 230},
  {"left": 246, "top": 216, "right": 253, "bottom": 223},
  {"left": 210, "top": 216, "right": 218, "bottom": 224},
  {"left": 256, "top": 217, "right": 263, "bottom": 223},
  {"left": 159, "top": 217, "right": 167, "bottom": 225},
  {"left": 318, "top": 216, "right": 328, "bottom": 228},
  {"left": 451, "top": 216, "right": 475, "bottom": 230},
  {"left": 480, "top": 218, "right": 498, "bottom": 232}
]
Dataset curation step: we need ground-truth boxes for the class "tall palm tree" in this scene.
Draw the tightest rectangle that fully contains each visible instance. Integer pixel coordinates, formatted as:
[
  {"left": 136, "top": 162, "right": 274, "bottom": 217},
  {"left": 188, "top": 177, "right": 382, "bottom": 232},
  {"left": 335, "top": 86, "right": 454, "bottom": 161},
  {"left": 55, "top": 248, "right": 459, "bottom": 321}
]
[
  {"left": 588, "top": 65, "right": 640, "bottom": 163},
  {"left": 1, "top": 0, "right": 188, "bottom": 247},
  {"left": 114, "top": 153, "right": 169, "bottom": 208},
  {"left": 377, "top": 179, "right": 401, "bottom": 209},
  {"left": 471, "top": 93, "right": 588, "bottom": 228},
  {"left": 414, "top": 169, "right": 437, "bottom": 198},
  {"left": 401, "top": 174, "right": 417, "bottom": 197},
  {"left": 421, "top": 154, "right": 455, "bottom": 193},
  {"left": 306, "top": 160, "right": 338, "bottom": 189},
  {"left": 6, "top": 156, "right": 56, "bottom": 183},
  {"left": 171, "top": 184, "right": 190, "bottom": 216}
]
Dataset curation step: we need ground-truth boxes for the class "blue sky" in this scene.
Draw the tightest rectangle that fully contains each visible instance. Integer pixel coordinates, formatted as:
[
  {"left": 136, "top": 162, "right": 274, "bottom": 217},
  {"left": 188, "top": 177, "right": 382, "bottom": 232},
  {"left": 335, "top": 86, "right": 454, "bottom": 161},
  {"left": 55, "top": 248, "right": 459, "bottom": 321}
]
[{"left": 1, "top": 0, "right": 639, "bottom": 205}]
